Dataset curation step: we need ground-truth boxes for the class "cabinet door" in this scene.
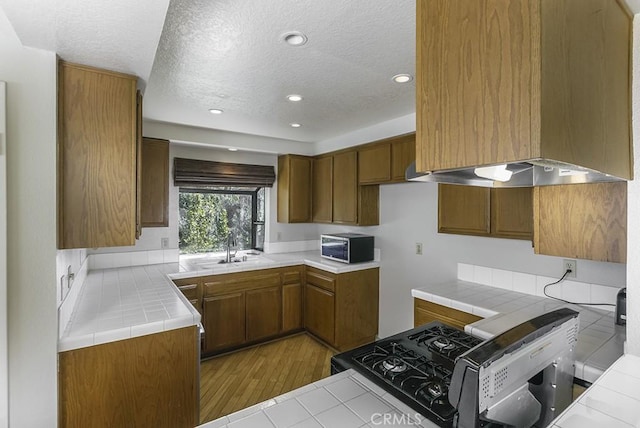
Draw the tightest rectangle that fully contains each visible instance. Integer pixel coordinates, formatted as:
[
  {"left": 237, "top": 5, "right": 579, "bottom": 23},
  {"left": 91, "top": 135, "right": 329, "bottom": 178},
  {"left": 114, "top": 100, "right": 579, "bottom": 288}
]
[
  {"left": 332, "top": 151, "right": 358, "bottom": 224},
  {"left": 358, "top": 143, "right": 391, "bottom": 184},
  {"left": 312, "top": 156, "right": 333, "bottom": 223},
  {"left": 438, "top": 184, "right": 490, "bottom": 236},
  {"left": 416, "top": 0, "right": 534, "bottom": 173},
  {"left": 58, "top": 61, "right": 138, "bottom": 248},
  {"left": 391, "top": 134, "right": 416, "bottom": 182},
  {"left": 246, "top": 286, "right": 281, "bottom": 342},
  {"left": 491, "top": 188, "right": 532, "bottom": 240},
  {"left": 282, "top": 268, "right": 303, "bottom": 332},
  {"left": 334, "top": 268, "right": 379, "bottom": 351},
  {"left": 533, "top": 182, "right": 626, "bottom": 263},
  {"left": 282, "top": 283, "right": 303, "bottom": 333},
  {"left": 304, "top": 284, "right": 335, "bottom": 345},
  {"left": 277, "top": 155, "right": 312, "bottom": 223},
  {"left": 203, "top": 293, "right": 245, "bottom": 352},
  {"left": 141, "top": 138, "right": 169, "bottom": 227}
]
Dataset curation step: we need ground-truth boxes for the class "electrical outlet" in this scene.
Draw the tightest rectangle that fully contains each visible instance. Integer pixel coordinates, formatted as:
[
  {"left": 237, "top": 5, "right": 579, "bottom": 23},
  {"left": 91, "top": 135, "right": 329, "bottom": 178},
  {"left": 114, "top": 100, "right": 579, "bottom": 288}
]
[
  {"left": 563, "top": 259, "right": 577, "bottom": 278},
  {"left": 161, "top": 238, "right": 169, "bottom": 248},
  {"left": 416, "top": 242, "right": 423, "bottom": 255}
]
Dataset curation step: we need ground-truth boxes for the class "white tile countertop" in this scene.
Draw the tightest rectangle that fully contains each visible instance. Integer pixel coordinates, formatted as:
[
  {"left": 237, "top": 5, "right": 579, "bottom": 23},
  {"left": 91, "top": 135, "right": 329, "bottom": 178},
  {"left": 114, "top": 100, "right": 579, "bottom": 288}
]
[
  {"left": 412, "top": 280, "right": 625, "bottom": 383},
  {"left": 550, "top": 354, "right": 640, "bottom": 427},
  {"left": 58, "top": 263, "right": 201, "bottom": 352},
  {"left": 198, "top": 369, "right": 439, "bottom": 428},
  {"left": 59, "top": 251, "right": 379, "bottom": 352},
  {"left": 172, "top": 250, "right": 380, "bottom": 279}
]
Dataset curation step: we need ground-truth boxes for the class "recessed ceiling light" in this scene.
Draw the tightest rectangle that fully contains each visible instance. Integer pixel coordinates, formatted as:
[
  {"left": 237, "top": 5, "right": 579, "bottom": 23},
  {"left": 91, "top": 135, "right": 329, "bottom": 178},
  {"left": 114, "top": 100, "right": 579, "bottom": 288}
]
[
  {"left": 209, "top": 108, "right": 223, "bottom": 114},
  {"left": 287, "top": 94, "right": 303, "bottom": 102},
  {"left": 290, "top": 123, "right": 301, "bottom": 128},
  {"left": 392, "top": 74, "right": 413, "bottom": 83},
  {"left": 228, "top": 148, "right": 238, "bottom": 152},
  {"left": 283, "top": 31, "right": 308, "bottom": 46}
]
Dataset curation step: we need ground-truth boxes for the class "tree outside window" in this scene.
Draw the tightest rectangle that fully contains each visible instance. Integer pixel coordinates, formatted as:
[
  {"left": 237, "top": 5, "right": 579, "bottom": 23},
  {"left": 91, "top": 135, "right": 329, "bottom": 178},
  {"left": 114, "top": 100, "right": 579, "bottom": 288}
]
[{"left": 179, "top": 187, "right": 265, "bottom": 254}]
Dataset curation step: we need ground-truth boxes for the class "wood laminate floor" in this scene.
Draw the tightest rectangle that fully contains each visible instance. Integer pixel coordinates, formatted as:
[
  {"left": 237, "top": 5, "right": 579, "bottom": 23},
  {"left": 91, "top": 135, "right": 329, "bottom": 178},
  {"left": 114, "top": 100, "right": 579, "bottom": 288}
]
[{"left": 199, "top": 333, "right": 335, "bottom": 424}]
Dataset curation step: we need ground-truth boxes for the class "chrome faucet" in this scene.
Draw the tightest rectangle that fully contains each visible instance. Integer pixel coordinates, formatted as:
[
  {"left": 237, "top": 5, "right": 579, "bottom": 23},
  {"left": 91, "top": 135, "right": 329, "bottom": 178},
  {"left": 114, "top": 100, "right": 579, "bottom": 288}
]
[{"left": 225, "top": 233, "right": 235, "bottom": 263}]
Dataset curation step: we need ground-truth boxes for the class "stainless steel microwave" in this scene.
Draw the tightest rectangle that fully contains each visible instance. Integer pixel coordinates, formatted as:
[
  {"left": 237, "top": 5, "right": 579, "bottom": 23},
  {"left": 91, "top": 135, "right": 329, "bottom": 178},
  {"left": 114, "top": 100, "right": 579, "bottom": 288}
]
[{"left": 320, "top": 233, "right": 374, "bottom": 264}]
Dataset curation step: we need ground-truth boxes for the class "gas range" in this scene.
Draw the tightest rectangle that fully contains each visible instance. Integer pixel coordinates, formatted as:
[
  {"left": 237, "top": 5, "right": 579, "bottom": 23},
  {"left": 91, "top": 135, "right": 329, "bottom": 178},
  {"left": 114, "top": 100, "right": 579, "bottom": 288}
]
[
  {"left": 331, "top": 322, "right": 483, "bottom": 427},
  {"left": 332, "top": 309, "right": 580, "bottom": 428}
]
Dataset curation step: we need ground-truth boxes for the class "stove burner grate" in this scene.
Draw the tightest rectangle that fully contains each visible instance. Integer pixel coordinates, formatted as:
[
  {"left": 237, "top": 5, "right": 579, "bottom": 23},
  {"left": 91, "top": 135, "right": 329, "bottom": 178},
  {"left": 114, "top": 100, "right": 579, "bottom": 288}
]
[{"left": 381, "top": 357, "right": 408, "bottom": 373}]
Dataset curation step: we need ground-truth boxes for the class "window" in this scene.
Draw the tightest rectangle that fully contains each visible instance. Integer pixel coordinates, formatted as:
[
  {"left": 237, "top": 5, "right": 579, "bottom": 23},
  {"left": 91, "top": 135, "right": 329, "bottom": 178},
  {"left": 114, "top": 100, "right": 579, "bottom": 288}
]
[{"left": 179, "top": 187, "right": 265, "bottom": 254}]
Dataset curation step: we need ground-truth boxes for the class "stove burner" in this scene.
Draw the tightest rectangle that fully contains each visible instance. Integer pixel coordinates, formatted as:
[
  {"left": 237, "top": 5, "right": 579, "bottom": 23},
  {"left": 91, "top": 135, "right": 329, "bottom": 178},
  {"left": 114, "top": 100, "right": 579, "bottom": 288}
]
[
  {"left": 382, "top": 357, "right": 408, "bottom": 373},
  {"left": 432, "top": 337, "right": 456, "bottom": 351},
  {"left": 426, "top": 381, "right": 444, "bottom": 398}
]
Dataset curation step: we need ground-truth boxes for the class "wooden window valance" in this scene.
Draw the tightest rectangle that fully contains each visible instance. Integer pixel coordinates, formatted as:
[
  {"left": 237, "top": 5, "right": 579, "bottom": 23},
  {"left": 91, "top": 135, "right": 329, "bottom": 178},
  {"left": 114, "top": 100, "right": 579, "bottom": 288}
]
[{"left": 173, "top": 157, "right": 276, "bottom": 188}]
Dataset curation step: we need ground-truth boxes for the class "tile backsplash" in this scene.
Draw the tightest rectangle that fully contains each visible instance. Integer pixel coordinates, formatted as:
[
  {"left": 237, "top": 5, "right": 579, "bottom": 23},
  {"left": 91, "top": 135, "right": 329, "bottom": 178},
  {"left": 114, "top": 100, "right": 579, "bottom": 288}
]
[
  {"left": 89, "top": 248, "right": 180, "bottom": 270},
  {"left": 457, "top": 263, "right": 622, "bottom": 312}
]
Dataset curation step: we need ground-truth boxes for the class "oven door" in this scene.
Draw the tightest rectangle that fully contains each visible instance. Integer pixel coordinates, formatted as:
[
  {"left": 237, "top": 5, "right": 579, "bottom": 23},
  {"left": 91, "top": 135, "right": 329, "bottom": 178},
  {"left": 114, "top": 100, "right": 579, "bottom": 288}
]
[{"left": 321, "top": 235, "right": 349, "bottom": 263}]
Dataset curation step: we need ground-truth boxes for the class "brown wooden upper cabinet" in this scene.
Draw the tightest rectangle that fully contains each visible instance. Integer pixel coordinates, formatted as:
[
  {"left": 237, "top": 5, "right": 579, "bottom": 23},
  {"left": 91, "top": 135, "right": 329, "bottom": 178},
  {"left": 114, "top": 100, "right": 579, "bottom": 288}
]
[
  {"left": 58, "top": 61, "right": 139, "bottom": 249},
  {"left": 310, "top": 151, "right": 378, "bottom": 226},
  {"left": 333, "top": 151, "right": 359, "bottom": 223},
  {"left": 438, "top": 184, "right": 532, "bottom": 240},
  {"left": 277, "top": 155, "right": 312, "bottom": 223},
  {"left": 141, "top": 138, "right": 170, "bottom": 227},
  {"left": 534, "top": 182, "right": 627, "bottom": 263},
  {"left": 312, "top": 156, "right": 333, "bottom": 223},
  {"left": 416, "top": 0, "right": 632, "bottom": 179},
  {"left": 358, "top": 133, "right": 415, "bottom": 185}
]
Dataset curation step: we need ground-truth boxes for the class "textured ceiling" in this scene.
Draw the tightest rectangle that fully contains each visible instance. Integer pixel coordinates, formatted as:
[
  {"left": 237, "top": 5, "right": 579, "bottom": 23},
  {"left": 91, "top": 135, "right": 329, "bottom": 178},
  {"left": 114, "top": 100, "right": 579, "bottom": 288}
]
[
  {"left": 0, "top": 0, "right": 170, "bottom": 87},
  {"left": 1, "top": 0, "right": 415, "bottom": 144},
  {"left": 143, "top": 0, "right": 416, "bottom": 143}
]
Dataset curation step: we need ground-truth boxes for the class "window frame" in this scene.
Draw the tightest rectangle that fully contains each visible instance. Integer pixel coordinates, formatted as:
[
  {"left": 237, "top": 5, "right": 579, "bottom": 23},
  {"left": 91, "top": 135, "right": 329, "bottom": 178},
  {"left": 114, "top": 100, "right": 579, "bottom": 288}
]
[{"left": 179, "top": 187, "right": 265, "bottom": 252}]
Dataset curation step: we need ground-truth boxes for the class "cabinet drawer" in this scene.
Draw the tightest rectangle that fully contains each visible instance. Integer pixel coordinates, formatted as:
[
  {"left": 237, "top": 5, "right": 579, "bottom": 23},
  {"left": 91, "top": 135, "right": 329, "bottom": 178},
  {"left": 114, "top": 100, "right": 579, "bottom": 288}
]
[
  {"left": 305, "top": 270, "right": 335, "bottom": 292},
  {"left": 178, "top": 284, "right": 198, "bottom": 301},
  {"left": 282, "top": 269, "right": 301, "bottom": 285},
  {"left": 205, "top": 273, "right": 280, "bottom": 296},
  {"left": 414, "top": 299, "right": 482, "bottom": 328}
]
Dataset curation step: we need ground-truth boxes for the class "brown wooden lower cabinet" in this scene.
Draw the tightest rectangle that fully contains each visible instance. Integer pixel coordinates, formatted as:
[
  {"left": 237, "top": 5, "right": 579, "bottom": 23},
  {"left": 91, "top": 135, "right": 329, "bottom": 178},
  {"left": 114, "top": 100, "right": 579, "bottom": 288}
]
[
  {"left": 199, "top": 266, "right": 304, "bottom": 356},
  {"left": 414, "top": 299, "right": 482, "bottom": 330},
  {"left": 176, "top": 264, "right": 378, "bottom": 356},
  {"left": 282, "top": 283, "right": 303, "bottom": 332},
  {"left": 246, "top": 285, "right": 281, "bottom": 341},
  {"left": 304, "top": 283, "right": 336, "bottom": 344},
  {"left": 203, "top": 293, "right": 246, "bottom": 352},
  {"left": 58, "top": 326, "right": 199, "bottom": 428},
  {"left": 304, "top": 266, "right": 379, "bottom": 352}
]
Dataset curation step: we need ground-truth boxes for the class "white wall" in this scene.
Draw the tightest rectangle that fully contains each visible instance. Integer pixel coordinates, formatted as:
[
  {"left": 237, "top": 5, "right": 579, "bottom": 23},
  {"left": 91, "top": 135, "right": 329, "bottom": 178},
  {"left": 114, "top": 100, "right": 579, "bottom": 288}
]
[
  {"left": 318, "top": 182, "right": 627, "bottom": 337},
  {"left": 0, "top": 80, "right": 7, "bottom": 428},
  {"left": 0, "top": 9, "right": 58, "bottom": 426},
  {"left": 626, "top": 16, "right": 640, "bottom": 357}
]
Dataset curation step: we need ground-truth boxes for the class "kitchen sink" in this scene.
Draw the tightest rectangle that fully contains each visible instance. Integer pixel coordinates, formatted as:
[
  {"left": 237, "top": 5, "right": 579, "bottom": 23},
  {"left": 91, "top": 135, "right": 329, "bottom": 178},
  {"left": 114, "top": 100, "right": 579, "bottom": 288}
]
[{"left": 189, "top": 256, "right": 272, "bottom": 269}]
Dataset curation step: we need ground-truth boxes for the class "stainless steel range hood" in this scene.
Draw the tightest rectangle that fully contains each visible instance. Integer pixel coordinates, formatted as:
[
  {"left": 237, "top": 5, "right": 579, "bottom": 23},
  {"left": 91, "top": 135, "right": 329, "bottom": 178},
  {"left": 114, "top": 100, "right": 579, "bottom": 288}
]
[{"left": 405, "top": 159, "right": 624, "bottom": 188}]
